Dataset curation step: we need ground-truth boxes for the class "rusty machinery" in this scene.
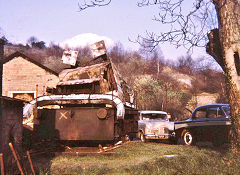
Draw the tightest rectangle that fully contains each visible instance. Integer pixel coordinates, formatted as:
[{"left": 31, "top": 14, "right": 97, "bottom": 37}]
[{"left": 24, "top": 41, "right": 138, "bottom": 144}]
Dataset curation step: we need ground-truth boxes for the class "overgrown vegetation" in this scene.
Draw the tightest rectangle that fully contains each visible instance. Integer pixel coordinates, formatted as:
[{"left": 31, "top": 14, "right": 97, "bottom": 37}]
[
  {"left": 3, "top": 37, "right": 227, "bottom": 120},
  {"left": 34, "top": 142, "right": 240, "bottom": 175}
]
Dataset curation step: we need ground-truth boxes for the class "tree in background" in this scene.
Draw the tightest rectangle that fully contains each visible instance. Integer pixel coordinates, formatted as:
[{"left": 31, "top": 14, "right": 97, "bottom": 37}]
[
  {"left": 139, "top": 45, "right": 165, "bottom": 75},
  {"left": 27, "top": 36, "right": 38, "bottom": 46},
  {"left": 109, "top": 42, "right": 126, "bottom": 64},
  {"left": 27, "top": 36, "right": 46, "bottom": 49},
  {"left": 133, "top": 75, "right": 191, "bottom": 120}
]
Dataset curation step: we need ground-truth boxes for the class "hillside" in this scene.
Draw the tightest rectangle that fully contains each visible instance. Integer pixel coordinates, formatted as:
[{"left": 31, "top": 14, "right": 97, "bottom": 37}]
[{"left": 3, "top": 42, "right": 226, "bottom": 120}]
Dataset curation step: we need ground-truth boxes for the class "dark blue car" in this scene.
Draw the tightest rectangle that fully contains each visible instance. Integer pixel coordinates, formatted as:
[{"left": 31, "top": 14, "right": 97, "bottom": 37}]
[{"left": 174, "top": 104, "right": 231, "bottom": 146}]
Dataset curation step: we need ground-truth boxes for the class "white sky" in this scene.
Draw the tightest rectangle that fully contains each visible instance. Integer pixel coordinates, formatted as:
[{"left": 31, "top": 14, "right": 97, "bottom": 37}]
[{"left": 0, "top": 0, "right": 215, "bottom": 62}]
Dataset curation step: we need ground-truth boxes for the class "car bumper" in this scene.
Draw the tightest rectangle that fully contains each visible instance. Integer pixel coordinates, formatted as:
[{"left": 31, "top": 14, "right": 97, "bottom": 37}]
[{"left": 145, "top": 133, "right": 175, "bottom": 140}]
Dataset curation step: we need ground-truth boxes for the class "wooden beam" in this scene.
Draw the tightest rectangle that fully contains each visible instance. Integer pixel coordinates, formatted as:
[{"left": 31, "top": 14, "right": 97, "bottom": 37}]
[
  {"left": 9, "top": 143, "right": 24, "bottom": 175},
  {"left": 0, "top": 153, "right": 4, "bottom": 175},
  {"left": 27, "top": 151, "right": 36, "bottom": 175}
]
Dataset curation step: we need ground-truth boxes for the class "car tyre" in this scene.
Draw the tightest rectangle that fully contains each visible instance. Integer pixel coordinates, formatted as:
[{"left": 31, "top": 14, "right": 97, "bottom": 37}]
[
  {"left": 139, "top": 132, "right": 147, "bottom": 143},
  {"left": 181, "top": 130, "right": 195, "bottom": 145}
]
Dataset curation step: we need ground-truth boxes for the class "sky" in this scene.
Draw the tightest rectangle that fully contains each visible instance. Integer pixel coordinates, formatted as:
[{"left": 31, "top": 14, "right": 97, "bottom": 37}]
[{"left": 0, "top": 0, "right": 215, "bottom": 63}]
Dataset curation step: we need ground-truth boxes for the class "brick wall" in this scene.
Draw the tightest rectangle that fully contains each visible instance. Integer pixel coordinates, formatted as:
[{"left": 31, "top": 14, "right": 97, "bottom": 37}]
[{"left": 2, "top": 56, "right": 59, "bottom": 99}]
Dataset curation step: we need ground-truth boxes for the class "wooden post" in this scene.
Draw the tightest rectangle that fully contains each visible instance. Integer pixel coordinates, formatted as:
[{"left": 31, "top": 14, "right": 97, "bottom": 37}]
[
  {"left": 9, "top": 143, "right": 24, "bottom": 175},
  {"left": 27, "top": 151, "right": 36, "bottom": 175},
  {"left": 0, "top": 39, "right": 5, "bottom": 96},
  {"left": 0, "top": 153, "right": 4, "bottom": 175},
  {"left": 43, "top": 85, "right": 45, "bottom": 96}
]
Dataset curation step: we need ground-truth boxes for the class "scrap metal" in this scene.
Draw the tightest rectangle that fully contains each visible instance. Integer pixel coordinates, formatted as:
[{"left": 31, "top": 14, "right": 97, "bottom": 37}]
[{"left": 24, "top": 40, "right": 138, "bottom": 143}]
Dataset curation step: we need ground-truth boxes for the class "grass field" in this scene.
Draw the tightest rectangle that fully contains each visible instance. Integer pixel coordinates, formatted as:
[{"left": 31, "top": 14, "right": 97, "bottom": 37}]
[{"left": 33, "top": 141, "right": 240, "bottom": 175}]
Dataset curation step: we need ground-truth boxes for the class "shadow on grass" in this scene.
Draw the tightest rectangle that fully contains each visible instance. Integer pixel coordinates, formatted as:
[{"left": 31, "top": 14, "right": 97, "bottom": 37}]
[
  {"left": 24, "top": 141, "right": 64, "bottom": 174},
  {"left": 23, "top": 126, "right": 66, "bottom": 174},
  {"left": 121, "top": 142, "right": 240, "bottom": 175},
  {"left": 195, "top": 141, "right": 232, "bottom": 155}
]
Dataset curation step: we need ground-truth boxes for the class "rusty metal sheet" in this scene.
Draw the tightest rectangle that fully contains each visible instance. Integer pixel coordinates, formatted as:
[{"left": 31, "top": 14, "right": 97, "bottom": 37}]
[
  {"left": 61, "top": 50, "right": 78, "bottom": 66},
  {"left": 58, "top": 62, "right": 109, "bottom": 82},
  {"left": 36, "top": 107, "right": 115, "bottom": 141},
  {"left": 90, "top": 40, "right": 106, "bottom": 59},
  {"left": 56, "top": 58, "right": 136, "bottom": 107}
]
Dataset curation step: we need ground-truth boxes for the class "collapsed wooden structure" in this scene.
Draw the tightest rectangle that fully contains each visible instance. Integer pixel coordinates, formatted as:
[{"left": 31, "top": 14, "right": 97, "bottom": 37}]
[{"left": 24, "top": 41, "right": 138, "bottom": 143}]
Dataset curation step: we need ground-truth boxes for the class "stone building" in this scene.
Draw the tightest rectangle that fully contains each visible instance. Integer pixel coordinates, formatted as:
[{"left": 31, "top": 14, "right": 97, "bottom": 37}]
[{"left": 2, "top": 51, "right": 59, "bottom": 101}]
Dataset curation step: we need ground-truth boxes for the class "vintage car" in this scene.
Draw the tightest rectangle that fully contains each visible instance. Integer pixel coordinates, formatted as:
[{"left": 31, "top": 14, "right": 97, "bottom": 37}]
[
  {"left": 174, "top": 104, "right": 231, "bottom": 146},
  {"left": 138, "top": 111, "right": 175, "bottom": 142}
]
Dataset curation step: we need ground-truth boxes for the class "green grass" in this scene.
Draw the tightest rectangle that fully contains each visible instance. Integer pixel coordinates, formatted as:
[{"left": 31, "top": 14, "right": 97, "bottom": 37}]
[{"left": 34, "top": 142, "right": 240, "bottom": 175}]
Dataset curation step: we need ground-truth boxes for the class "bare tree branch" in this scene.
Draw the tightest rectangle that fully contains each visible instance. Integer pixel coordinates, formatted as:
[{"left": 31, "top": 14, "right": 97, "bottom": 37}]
[
  {"left": 78, "top": 0, "right": 111, "bottom": 11},
  {"left": 78, "top": 0, "right": 218, "bottom": 52},
  {"left": 135, "top": 0, "right": 218, "bottom": 51}
]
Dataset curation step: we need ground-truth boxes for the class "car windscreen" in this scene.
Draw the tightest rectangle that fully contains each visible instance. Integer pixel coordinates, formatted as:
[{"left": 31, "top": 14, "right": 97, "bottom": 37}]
[{"left": 142, "top": 113, "right": 167, "bottom": 120}]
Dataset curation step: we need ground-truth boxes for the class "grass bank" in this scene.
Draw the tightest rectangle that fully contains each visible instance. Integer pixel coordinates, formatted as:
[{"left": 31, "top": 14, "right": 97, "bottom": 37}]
[{"left": 36, "top": 142, "right": 240, "bottom": 175}]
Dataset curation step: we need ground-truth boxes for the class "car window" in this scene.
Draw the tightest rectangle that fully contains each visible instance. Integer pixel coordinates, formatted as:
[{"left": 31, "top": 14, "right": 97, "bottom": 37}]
[
  {"left": 194, "top": 105, "right": 230, "bottom": 119},
  {"left": 208, "top": 107, "right": 226, "bottom": 118},
  {"left": 222, "top": 106, "right": 231, "bottom": 117},
  {"left": 142, "top": 113, "right": 167, "bottom": 120},
  {"left": 207, "top": 107, "right": 218, "bottom": 118},
  {"left": 217, "top": 108, "right": 225, "bottom": 117},
  {"left": 195, "top": 109, "right": 207, "bottom": 118}
]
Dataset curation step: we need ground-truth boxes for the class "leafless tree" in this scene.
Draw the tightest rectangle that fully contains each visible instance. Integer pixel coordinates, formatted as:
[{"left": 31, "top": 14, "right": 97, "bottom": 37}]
[
  {"left": 78, "top": 0, "right": 111, "bottom": 11},
  {"left": 136, "top": 0, "right": 218, "bottom": 51}
]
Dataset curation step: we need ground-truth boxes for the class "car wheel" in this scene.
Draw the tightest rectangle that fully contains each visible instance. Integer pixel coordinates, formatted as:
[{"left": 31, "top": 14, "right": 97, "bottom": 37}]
[
  {"left": 139, "top": 132, "right": 147, "bottom": 143},
  {"left": 182, "top": 130, "right": 195, "bottom": 145}
]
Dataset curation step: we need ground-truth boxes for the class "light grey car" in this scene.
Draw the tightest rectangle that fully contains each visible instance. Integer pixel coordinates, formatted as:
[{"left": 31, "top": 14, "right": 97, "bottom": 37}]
[{"left": 138, "top": 111, "right": 175, "bottom": 142}]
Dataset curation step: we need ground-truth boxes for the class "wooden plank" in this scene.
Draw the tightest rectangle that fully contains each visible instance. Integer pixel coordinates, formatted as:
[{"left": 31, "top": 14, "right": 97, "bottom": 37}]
[
  {"left": 27, "top": 151, "right": 36, "bottom": 175},
  {"left": 0, "top": 153, "right": 4, "bottom": 175},
  {"left": 9, "top": 143, "right": 24, "bottom": 175}
]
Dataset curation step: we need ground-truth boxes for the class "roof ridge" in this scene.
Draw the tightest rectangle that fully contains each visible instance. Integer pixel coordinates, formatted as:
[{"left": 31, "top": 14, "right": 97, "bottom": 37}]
[{"left": 2, "top": 51, "right": 58, "bottom": 76}]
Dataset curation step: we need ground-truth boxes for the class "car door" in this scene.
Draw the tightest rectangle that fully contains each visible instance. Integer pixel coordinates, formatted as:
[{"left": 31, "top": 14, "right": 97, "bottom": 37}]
[
  {"left": 191, "top": 107, "right": 209, "bottom": 139},
  {"left": 206, "top": 106, "right": 230, "bottom": 141}
]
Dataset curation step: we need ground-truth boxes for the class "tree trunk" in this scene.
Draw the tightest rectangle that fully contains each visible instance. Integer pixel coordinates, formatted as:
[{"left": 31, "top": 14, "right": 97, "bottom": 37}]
[{"left": 211, "top": 0, "right": 240, "bottom": 152}]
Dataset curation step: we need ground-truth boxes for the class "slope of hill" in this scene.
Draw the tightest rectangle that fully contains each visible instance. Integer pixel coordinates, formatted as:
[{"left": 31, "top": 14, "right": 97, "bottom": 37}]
[{"left": 2, "top": 43, "right": 226, "bottom": 120}]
